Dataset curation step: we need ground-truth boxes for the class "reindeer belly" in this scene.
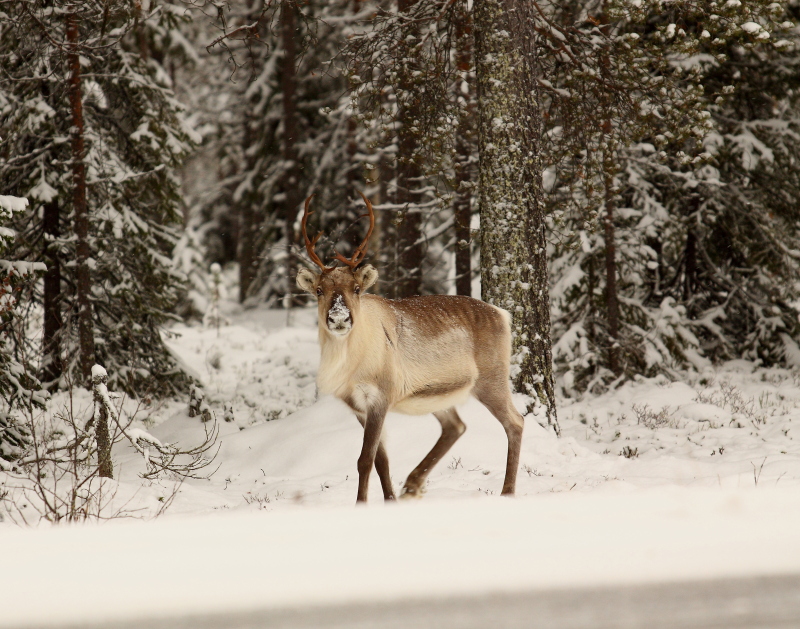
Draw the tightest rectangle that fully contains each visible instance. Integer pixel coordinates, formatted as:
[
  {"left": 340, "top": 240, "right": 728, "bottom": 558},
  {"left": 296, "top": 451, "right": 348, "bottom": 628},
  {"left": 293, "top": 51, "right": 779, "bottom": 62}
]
[{"left": 392, "top": 380, "right": 474, "bottom": 416}]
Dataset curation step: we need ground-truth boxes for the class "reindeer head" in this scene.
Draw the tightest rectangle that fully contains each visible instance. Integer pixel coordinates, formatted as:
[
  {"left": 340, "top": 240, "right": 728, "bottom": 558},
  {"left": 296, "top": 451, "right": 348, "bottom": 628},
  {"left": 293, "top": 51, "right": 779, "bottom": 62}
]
[{"left": 296, "top": 192, "right": 378, "bottom": 337}]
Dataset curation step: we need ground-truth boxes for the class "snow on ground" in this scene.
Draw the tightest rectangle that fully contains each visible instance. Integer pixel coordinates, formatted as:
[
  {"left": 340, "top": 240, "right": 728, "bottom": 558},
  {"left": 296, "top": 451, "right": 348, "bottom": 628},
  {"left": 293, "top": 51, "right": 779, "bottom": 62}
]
[
  {"left": 6, "top": 299, "right": 800, "bottom": 518},
  {"left": 123, "top": 301, "right": 800, "bottom": 514},
  {"left": 3, "top": 299, "right": 800, "bottom": 625},
  {"left": 3, "top": 486, "right": 800, "bottom": 627}
]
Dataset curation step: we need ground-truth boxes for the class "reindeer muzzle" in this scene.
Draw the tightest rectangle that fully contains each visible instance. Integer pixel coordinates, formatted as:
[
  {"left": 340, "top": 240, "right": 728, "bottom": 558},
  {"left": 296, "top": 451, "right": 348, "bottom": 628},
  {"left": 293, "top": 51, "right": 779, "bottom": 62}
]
[{"left": 327, "top": 294, "right": 353, "bottom": 334}]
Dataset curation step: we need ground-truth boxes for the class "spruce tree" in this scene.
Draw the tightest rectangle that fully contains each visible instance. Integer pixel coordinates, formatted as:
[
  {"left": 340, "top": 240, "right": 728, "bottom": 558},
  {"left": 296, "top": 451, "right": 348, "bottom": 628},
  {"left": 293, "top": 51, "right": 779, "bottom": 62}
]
[
  {"left": 0, "top": 194, "right": 46, "bottom": 467},
  {"left": 0, "top": 1, "right": 198, "bottom": 394}
]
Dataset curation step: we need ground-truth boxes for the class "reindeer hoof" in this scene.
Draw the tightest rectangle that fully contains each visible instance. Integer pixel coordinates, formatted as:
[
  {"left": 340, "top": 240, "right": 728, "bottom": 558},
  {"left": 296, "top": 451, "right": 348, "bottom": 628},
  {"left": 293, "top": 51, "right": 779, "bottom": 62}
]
[{"left": 399, "top": 485, "right": 424, "bottom": 500}]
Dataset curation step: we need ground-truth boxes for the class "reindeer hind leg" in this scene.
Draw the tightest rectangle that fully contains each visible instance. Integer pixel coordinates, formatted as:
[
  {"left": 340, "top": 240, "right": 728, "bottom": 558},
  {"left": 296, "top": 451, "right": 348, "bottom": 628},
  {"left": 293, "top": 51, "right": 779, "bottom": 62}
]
[
  {"left": 401, "top": 407, "right": 466, "bottom": 499},
  {"left": 474, "top": 385, "right": 524, "bottom": 496}
]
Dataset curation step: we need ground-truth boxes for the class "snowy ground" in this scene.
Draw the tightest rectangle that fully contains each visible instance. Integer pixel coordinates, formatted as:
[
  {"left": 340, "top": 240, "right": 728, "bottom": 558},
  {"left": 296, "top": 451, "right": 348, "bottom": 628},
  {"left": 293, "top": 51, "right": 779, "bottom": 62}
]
[
  {"left": 3, "top": 299, "right": 800, "bottom": 626},
  {"left": 128, "top": 301, "right": 800, "bottom": 511}
]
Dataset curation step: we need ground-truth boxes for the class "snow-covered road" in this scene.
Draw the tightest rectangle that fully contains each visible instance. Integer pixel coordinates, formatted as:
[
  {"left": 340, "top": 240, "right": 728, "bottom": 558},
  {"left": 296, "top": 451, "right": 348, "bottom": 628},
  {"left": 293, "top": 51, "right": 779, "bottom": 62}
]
[{"left": 3, "top": 487, "right": 800, "bottom": 628}]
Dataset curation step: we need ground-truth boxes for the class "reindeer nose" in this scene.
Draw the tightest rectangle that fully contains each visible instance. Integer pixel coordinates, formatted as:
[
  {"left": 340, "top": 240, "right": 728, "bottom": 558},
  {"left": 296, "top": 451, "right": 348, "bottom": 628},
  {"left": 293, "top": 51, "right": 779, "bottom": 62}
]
[{"left": 327, "top": 294, "right": 352, "bottom": 330}]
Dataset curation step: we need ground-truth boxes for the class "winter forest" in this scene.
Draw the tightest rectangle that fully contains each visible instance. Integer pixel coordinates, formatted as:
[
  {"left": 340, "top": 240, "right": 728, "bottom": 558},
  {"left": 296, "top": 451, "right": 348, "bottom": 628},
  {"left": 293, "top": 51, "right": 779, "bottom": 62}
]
[{"left": 3, "top": 0, "right": 800, "bottom": 625}]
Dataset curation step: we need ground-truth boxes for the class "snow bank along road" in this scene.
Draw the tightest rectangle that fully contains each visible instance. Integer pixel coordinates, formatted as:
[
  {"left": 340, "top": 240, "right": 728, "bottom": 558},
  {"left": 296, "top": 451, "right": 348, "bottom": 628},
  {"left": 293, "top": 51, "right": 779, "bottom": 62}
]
[{"left": 3, "top": 486, "right": 800, "bottom": 628}]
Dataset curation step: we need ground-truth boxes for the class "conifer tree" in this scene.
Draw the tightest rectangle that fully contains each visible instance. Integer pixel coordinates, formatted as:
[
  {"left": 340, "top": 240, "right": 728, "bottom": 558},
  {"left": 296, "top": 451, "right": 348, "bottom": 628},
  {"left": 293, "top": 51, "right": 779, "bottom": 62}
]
[
  {"left": 473, "top": 0, "right": 558, "bottom": 431},
  {"left": 0, "top": 0, "right": 198, "bottom": 394},
  {"left": 0, "top": 194, "right": 46, "bottom": 467}
]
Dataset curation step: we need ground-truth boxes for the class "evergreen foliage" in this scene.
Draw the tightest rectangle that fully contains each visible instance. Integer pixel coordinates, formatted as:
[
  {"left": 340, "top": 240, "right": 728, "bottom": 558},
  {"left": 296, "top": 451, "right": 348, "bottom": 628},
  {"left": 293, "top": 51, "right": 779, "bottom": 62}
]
[
  {"left": 0, "top": 194, "right": 45, "bottom": 466},
  {"left": 0, "top": 1, "right": 198, "bottom": 394},
  {"left": 543, "top": 0, "right": 800, "bottom": 392}
]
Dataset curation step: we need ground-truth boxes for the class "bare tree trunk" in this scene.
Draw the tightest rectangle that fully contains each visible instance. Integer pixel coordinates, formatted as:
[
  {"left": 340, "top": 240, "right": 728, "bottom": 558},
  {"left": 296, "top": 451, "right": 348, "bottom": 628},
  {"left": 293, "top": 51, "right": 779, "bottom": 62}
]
[
  {"left": 281, "top": 0, "right": 299, "bottom": 309},
  {"left": 134, "top": 0, "right": 149, "bottom": 61},
  {"left": 238, "top": 112, "right": 257, "bottom": 302},
  {"left": 683, "top": 195, "right": 700, "bottom": 303},
  {"left": 453, "top": 0, "right": 474, "bottom": 297},
  {"left": 603, "top": 170, "right": 621, "bottom": 376},
  {"left": 598, "top": 9, "right": 621, "bottom": 377},
  {"left": 42, "top": 199, "right": 62, "bottom": 385},
  {"left": 91, "top": 368, "right": 113, "bottom": 479},
  {"left": 67, "top": 13, "right": 95, "bottom": 384},
  {"left": 394, "top": 0, "right": 423, "bottom": 298},
  {"left": 474, "top": 0, "right": 559, "bottom": 434},
  {"left": 586, "top": 253, "right": 596, "bottom": 348},
  {"left": 377, "top": 152, "right": 397, "bottom": 298}
]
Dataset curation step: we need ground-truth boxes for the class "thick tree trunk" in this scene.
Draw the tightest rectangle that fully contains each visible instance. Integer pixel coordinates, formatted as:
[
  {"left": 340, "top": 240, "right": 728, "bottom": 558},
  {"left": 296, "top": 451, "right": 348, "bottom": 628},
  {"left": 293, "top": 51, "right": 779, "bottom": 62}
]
[
  {"left": 474, "top": 0, "right": 559, "bottom": 434},
  {"left": 281, "top": 0, "right": 299, "bottom": 309},
  {"left": 67, "top": 13, "right": 95, "bottom": 384},
  {"left": 42, "top": 200, "right": 62, "bottom": 385},
  {"left": 394, "top": 0, "right": 423, "bottom": 298},
  {"left": 453, "top": 0, "right": 474, "bottom": 297}
]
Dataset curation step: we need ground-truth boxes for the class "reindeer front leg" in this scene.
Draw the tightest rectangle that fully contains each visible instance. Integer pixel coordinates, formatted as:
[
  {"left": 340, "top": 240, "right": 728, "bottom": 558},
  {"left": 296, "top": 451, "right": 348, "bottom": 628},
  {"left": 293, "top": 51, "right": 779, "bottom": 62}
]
[{"left": 356, "top": 398, "right": 389, "bottom": 504}]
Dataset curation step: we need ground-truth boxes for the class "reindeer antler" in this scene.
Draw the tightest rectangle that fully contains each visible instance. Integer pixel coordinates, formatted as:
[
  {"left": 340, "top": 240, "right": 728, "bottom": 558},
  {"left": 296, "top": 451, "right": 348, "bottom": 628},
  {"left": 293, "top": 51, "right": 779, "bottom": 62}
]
[
  {"left": 301, "top": 194, "right": 334, "bottom": 273},
  {"left": 333, "top": 191, "right": 376, "bottom": 269}
]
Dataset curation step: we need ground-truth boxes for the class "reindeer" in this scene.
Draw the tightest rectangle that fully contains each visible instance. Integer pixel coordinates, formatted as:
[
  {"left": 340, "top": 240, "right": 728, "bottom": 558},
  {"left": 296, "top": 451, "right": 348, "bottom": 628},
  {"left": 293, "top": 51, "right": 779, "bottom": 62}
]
[{"left": 296, "top": 192, "right": 524, "bottom": 503}]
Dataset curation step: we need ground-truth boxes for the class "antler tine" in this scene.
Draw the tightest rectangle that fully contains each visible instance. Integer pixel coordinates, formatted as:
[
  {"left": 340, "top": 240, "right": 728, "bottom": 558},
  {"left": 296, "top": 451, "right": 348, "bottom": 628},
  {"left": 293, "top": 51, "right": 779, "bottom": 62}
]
[
  {"left": 332, "top": 191, "right": 376, "bottom": 269},
  {"left": 301, "top": 194, "right": 332, "bottom": 272}
]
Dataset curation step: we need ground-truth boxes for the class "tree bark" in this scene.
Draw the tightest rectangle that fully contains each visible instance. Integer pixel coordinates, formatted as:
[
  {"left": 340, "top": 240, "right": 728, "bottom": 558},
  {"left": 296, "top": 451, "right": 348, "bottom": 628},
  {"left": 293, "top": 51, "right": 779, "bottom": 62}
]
[
  {"left": 474, "top": 0, "right": 559, "bottom": 434},
  {"left": 603, "top": 170, "right": 621, "bottom": 376},
  {"left": 67, "top": 13, "right": 95, "bottom": 384},
  {"left": 598, "top": 10, "right": 621, "bottom": 377},
  {"left": 42, "top": 199, "right": 62, "bottom": 385},
  {"left": 394, "top": 0, "right": 423, "bottom": 298},
  {"left": 238, "top": 112, "right": 257, "bottom": 302},
  {"left": 377, "top": 152, "right": 397, "bottom": 298},
  {"left": 453, "top": 0, "right": 474, "bottom": 297},
  {"left": 281, "top": 0, "right": 299, "bottom": 309},
  {"left": 92, "top": 369, "right": 113, "bottom": 479}
]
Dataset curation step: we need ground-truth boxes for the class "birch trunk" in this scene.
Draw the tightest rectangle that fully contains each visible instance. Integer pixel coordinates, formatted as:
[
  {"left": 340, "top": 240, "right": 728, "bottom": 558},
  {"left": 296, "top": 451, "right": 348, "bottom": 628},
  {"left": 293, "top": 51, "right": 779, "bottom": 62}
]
[{"left": 474, "top": 0, "right": 559, "bottom": 434}]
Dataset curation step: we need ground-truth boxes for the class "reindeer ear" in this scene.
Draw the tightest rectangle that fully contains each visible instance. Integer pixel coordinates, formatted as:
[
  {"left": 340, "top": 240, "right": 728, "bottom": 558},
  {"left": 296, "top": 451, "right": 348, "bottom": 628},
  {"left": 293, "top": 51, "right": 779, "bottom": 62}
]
[
  {"left": 356, "top": 264, "right": 379, "bottom": 292},
  {"left": 296, "top": 268, "right": 319, "bottom": 293}
]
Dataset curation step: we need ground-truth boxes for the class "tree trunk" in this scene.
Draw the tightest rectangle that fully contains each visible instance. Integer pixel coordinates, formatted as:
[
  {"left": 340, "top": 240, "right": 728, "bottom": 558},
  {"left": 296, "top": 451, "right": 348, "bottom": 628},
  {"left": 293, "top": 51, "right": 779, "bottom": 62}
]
[
  {"left": 238, "top": 112, "right": 257, "bottom": 302},
  {"left": 683, "top": 195, "right": 700, "bottom": 303},
  {"left": 598, "top": 10, "right": 621, "bottom": 377},
  {"left": 586, "top": 253, "right": 596, "bottom": 347},
  {"left": 394, "top": 0, "right": 423, "bottom": 298},
  {"left": 603, "top": 170, "right": 621, "bottom": 376},
  {"left": 684, "top": 229, "right": 696, "bottom": 301},
  {"left": 453, "top": 0, "right": 474, "bottom": 297},
  {"left": 67, "top": 13, "right": 95, "bottom": 384},
  {"left": 474, "top": 0, "right": 559, "bottom": 434},
  {"left": 92, "top": 369, "right": 113, "bottom": 479},
  {"left": 281, "top": 0, "right": 299, "bottom": 309},
  {"left": 378, "top": 152, "right": 397, "bottom": 298},
  {"left": 42, "top": 199, "right": 62, "bottom": 385}
]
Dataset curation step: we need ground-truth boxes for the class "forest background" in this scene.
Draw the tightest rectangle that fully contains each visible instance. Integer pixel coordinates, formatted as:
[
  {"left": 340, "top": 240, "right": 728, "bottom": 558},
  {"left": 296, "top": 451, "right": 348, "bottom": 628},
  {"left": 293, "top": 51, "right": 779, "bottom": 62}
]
[{"left": 2, "top": 0, "right": 800, "bottom": 460}]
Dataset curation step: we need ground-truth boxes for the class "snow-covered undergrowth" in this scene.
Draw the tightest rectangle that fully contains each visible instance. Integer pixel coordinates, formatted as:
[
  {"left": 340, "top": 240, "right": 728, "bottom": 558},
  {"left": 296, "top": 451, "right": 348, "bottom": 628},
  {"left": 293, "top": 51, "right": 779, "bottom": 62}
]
[{"left": 3, "top": 300, "right": 800, "bottom": 523}]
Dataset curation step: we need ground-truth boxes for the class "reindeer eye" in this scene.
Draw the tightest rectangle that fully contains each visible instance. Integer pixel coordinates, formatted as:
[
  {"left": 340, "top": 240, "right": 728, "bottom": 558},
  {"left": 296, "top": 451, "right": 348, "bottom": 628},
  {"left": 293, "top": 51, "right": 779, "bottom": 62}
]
[
  {"left": 316, "top": 287, "right": 322, "bottom": 296},
  {"left": 354, "top": 285, "right": 361, "bottom": 295}
]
